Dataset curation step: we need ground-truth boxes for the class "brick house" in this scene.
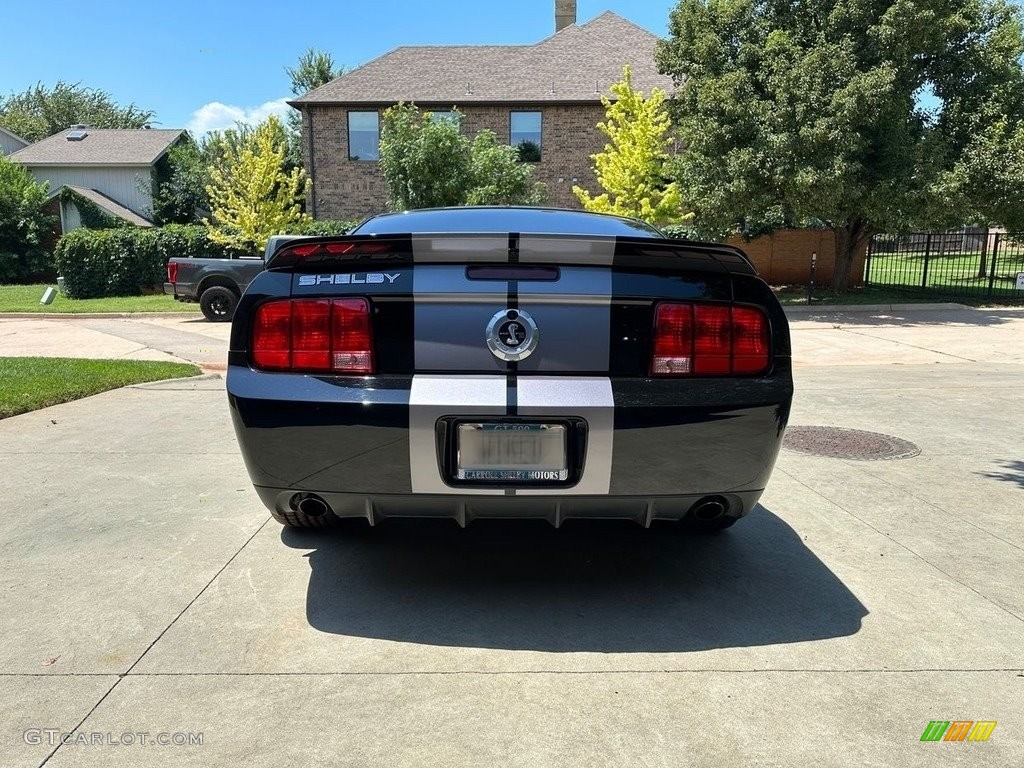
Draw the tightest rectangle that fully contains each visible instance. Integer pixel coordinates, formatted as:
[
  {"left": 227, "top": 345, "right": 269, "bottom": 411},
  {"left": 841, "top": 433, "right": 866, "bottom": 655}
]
[{"left": 290, "top": 2, "right": 673, "bottom": 220}]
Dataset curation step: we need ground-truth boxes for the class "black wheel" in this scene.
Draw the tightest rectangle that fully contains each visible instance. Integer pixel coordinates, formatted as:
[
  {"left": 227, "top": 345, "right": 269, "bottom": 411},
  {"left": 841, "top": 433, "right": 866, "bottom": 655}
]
[{"left": 199, "top": 286, "right": 238, "bottom": 322}]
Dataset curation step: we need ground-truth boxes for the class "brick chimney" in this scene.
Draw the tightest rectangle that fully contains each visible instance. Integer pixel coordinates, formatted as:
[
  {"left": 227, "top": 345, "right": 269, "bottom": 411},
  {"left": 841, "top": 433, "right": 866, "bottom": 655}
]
[{"left": 555, "top": 0, "right": 576, "bottom": 31}]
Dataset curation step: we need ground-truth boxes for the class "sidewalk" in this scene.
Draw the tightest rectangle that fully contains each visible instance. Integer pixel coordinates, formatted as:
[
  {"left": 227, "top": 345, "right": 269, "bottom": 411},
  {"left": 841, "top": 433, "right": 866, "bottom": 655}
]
[{"left": 0, "top": 315, "right": 231, "bottom": 370}]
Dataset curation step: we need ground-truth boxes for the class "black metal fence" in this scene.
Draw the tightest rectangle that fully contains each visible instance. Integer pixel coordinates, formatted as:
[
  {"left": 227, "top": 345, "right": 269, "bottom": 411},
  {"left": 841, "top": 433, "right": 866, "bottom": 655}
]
[{"left": 865, "top": 230, "right": 1024, "bottom": 303}]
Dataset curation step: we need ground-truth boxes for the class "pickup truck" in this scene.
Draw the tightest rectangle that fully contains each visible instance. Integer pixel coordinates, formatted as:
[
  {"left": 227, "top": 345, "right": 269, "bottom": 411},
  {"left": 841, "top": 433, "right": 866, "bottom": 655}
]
[{"left": 164, "top": 237, "right": 300, "bottom": 321}]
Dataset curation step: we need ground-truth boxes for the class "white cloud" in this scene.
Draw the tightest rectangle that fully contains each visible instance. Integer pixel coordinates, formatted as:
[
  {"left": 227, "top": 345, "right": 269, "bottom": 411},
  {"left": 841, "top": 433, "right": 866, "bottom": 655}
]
[{"left": 186, "top": 97, "right": 292, "bottom": 135}]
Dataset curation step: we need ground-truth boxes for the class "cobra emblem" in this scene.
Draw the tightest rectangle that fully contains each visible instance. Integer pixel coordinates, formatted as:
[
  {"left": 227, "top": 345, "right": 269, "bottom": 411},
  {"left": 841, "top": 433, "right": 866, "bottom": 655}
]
[{"left": 486, "top": 309, "right": 539, "bottom": 362}]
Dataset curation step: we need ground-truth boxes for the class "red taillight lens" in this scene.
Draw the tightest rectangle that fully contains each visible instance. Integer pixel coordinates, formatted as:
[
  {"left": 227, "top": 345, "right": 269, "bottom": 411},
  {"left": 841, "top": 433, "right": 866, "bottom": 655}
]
[
  {"left": 167, "top": 262, "right": 178, "bottom": 283},
  {"left": 291, "top": 299, "right": 332, "bottom": 370},
  {"left": 252, "top": 298, "right": 374, "bottom": 373},
  {"left": 651, "top": 302, "right": 770, "bottom": 376},
  {"left": 331, "top": 298, "right": 374, "bottom": 373},
  {"left": 252, "top": 301, "right": 292, "bottom": 370},
  {"left": 731, "top": 306, "right": 771, "bottom": 373},
  {"left": 652, "top": 303, "right": 694, "bottom": 374},
  {"left": 694, "top": 305, "right": 732, "bottom": 374}
]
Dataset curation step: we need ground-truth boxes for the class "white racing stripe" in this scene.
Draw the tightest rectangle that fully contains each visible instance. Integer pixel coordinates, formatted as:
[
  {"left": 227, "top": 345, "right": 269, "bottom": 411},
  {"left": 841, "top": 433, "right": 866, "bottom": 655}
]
[
  {"left": 409, "top": 234, "right": 618, "bottom": 265},
  {"left": 409, "top": 376, "right": 507, "bottom": 495},
  {"left": 515, "top": 377, "right": 614, "bottom": 495},
  {"left": 411, "top": 235, "right": 508, "bottom": 262},
  {"left": 408, "top": 375, "right": 615, "bottom": 496},
  {"left": 518, "top": 235, "right": 616, "bottom": 265}
]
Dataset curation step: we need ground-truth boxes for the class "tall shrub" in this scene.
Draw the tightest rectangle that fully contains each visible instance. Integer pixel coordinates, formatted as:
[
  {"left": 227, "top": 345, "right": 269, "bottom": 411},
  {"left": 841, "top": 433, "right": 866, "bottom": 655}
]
[
  {"left": 54, "top": 226, "right": 240, "bottom": 298},
  {"left": 0, "top": 155, "right": 53, "bottom": 283}
]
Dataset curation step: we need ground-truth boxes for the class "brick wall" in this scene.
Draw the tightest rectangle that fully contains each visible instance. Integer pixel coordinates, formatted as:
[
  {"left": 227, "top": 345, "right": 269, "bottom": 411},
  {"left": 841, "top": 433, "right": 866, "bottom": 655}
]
[
  {"left": 304, "top": 105, "right": 388, "bottom": 221},
  {"left": 303, "top": 103, "right": 607, "bottom": 220},
  {"left": 726, "top": 229, "right": 867, "bottom": 287}
]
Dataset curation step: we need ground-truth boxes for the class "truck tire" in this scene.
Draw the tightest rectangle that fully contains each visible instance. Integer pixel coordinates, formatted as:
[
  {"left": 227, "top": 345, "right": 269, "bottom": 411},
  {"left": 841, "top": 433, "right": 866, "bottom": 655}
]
[{"left": 199, "top": 286, "right": 238, "bottom": 322}]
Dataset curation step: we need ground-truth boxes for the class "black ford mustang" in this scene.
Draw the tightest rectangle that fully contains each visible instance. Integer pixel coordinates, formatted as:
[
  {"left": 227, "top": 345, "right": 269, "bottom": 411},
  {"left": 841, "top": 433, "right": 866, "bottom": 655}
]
[{"left": 227, "top": 207, "right": 793, "bottom": 532}]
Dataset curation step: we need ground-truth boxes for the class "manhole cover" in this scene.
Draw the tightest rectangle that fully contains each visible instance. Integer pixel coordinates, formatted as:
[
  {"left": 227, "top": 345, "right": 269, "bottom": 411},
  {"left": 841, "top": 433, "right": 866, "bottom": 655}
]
[{"left": 783, "top": 426, "right": 920, "bottom": 460}]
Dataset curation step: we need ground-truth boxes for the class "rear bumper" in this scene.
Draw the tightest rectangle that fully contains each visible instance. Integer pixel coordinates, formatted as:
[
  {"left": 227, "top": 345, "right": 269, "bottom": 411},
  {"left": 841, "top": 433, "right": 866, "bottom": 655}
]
[
  {"left": 256, "top": 488, "right": 764, "bottom": 527},
  {"left": 163, "top": 282, "right": 194, "bottom": 302},
  {"left": 227, "top": 364, "right": 792, "bottom": 522}
]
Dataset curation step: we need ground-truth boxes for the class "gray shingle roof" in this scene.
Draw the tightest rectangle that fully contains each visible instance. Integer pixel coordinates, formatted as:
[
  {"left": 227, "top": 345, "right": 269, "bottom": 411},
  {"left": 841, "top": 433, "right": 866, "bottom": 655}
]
[
  {"left": 52, "top": 185, "right": 154, "bottom": 227},
  {"left": 10, "top": 128, "right": 184, "bottom": 166},
  {"left": 292, "top": 12, "right": 673, "bottom": 106}
]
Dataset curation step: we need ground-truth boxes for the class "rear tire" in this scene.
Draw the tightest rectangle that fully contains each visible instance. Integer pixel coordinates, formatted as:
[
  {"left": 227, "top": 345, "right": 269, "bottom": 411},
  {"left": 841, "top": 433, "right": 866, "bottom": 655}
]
[{"left": 199, "top": 286, "right": 238, "bottom": 322}]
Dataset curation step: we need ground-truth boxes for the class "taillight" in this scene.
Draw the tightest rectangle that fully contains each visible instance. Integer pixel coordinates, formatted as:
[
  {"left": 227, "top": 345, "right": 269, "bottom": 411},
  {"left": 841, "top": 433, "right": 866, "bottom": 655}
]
[
  {"left": 252, "top": 298, "right": 374, "bottom": 373},
  {"left": 167, "top": 262, "right": 178, "bottom": 283},
  {"left": 731, "top": 306, "right": 771, "bottom": 373},
  {"left": 652, "top": 303, "right": 769, "bottom": 376}
]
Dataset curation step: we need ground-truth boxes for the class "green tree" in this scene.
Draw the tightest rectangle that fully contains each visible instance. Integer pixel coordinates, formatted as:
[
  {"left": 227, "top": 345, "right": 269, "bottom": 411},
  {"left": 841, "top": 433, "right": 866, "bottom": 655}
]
[
  {"left": 0, "top": 155, "right": 53, "bottom": 282},
  {"left": 204, "top": 115, "right": 309, "bottom": 252},
  {"left": 379, "top": 104, "right": 546, "bottom": 210},
  {"left": 467, "top": 130, "right": 546, "bottom": 205},
  {"left": 516, "top": 140, "right": 541, "bottom": 162},
  {"left": 573, "top": 67, "right": 687, "bottom": 225},
  {"left": 0, "top": 81, "right": 154, "bottom": 143},
  {"left": 941, "top": 113, "right": 1024, "bottom": 233},
  {"left": 379, "top": 104, "right": 472, "bottom": 209},
  {"left": 200, "top": 122, "right": 258, "bottom": 175},
  {"left": 655, "top": 0, "right": 1024, "bottom": 292},
  {"left": 150, "top": 135, "right": 210, "bottom": 225},
  {"left": 285, "top": 48, "right": 344, "bottom": 168}
]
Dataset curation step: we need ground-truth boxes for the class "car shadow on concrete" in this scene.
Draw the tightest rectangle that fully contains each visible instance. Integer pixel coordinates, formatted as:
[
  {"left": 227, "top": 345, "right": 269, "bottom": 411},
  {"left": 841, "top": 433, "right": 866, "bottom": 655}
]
[{"left": 282, "top": 505, "right": 867, "bottom": 652}]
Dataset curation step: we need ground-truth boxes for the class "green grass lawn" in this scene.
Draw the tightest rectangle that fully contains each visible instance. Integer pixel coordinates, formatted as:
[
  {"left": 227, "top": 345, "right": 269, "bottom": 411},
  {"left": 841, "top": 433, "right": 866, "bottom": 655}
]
[
  {"left": 0, "top": 357, "right": 201, "bottom": 419},
  {"left": 774, "top": 284, "right": 1019, "bottom": 307},
  {"left": 0, "top": 284, "right": 198, "bottom": 314},
  {"left": 773, "top": 285, "right": 953, "bottom": 306},
  {"left": 865, "top": 246, "right": 1024, "bottom": 299}
]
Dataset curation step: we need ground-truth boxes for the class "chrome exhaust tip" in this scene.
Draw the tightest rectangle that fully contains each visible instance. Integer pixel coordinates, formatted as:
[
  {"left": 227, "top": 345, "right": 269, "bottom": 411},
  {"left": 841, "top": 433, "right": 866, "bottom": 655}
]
[
  {"left": 691, "top": 496, "right": 728, "bottom": 522},
  {"left": 295, "top": 494, "right": 330, "bottom": 518}
]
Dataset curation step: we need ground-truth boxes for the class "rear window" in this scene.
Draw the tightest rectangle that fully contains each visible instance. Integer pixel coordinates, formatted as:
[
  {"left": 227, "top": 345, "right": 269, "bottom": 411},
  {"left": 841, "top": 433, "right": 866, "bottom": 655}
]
[{"left": 351, "top": 207, "right": 661, "bottom": 238}]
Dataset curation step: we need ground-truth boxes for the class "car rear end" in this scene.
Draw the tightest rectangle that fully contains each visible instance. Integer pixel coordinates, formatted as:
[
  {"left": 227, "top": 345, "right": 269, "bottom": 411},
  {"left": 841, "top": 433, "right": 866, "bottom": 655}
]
[{"left": 226, "top": 209, "right": 793, "bottom": 530}]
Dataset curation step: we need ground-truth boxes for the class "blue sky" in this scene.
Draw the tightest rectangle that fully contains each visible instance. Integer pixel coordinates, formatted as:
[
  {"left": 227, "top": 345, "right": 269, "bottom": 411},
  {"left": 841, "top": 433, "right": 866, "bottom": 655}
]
[{"left": 0, "top": 0, "right": 676, "bottom": 135}]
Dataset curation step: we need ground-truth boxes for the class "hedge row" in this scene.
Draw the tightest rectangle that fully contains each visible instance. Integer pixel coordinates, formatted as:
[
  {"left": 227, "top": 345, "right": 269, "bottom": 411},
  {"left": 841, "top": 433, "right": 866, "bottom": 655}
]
[{"left": 54, "top": 221, "right": 358, "bottom": 299}]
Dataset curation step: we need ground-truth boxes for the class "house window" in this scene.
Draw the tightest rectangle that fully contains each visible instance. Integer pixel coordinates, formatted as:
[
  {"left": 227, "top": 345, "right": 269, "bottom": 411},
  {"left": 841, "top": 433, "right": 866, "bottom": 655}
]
[
  {"left": 510, "top": 111, "right": 542, "bottom": 161},
  {"left": 427, "top": 110, "right": 460, "bottom": 127},
  {"left": 348, "top": 111, "right": 379, "bottom": 161}
]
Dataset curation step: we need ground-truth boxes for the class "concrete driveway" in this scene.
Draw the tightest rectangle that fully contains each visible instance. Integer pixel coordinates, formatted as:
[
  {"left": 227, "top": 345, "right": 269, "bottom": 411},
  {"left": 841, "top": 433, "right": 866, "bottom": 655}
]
[{"left": 1, "top": 307, "right": 1022, "bottom": 766}]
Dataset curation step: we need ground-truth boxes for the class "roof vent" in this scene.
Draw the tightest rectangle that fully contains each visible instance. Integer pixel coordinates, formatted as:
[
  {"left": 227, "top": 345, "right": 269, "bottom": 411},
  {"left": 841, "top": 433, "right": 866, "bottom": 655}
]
[{"left": 66, "top": 129, "right": 88, "bottom": 141}]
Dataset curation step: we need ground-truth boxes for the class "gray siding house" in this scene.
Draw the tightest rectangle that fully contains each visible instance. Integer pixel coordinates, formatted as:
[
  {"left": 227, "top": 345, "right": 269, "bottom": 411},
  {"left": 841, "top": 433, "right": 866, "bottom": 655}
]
[
  {"left": 0, "top": 125, "right": 29, "bottom": 156},
  {"left": 9, "top": 127, "right": 185, "bottom": 233}
]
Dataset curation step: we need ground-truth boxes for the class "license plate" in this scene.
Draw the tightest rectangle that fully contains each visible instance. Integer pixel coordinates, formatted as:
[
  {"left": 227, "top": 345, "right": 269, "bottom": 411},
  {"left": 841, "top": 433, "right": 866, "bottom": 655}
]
[{"left": 456, "top": 423, "right": 568, "bottom": 482}]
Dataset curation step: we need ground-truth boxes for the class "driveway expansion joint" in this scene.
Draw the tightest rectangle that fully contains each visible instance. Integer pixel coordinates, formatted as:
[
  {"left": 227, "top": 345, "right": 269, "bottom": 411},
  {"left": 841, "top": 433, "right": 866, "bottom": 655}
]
[
  {"left": 838, "top": 327, "right": 978, "bottom": 362},
  {"left": 779, "top": 468, "right": 1024, "bottom": 625},
  {"left": 34, "top": 516, "right": 272, "bottom": 767}
]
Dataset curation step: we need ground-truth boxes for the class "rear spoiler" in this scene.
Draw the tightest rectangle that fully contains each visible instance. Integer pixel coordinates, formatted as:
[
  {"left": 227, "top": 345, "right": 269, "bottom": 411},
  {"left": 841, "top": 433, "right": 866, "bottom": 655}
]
[{"left": 264, "top": 233, "right": 758, "bottom": 276}]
